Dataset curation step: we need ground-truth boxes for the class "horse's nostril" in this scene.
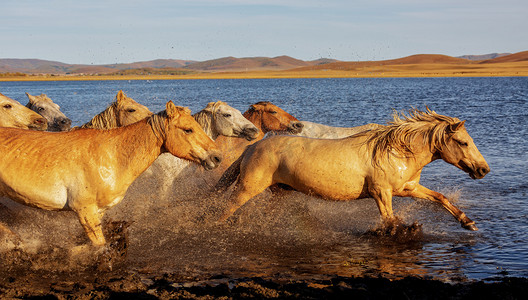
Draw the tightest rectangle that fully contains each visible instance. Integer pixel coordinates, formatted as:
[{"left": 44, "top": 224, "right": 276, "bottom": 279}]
[
  {"left": 294, "top": 122, "right": 304, "bottom": 129},
  {"left": 212, "top": 154, "right": 222, "bottom": 164},
  {"left": 62, "top": 118, "right": 72, "bottom": 125}
]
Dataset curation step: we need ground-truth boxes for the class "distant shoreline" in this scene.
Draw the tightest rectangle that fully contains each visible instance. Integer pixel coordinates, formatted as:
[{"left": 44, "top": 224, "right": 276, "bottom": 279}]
[{"left": 1, "top": 63, "right": 527, "bottom": 81}]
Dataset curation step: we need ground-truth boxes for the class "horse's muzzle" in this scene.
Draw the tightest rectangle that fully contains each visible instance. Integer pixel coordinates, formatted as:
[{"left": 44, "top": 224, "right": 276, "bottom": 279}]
[
  {"left": 242, "top": 126, "right": 259, "bottom": 141},
  {"left": 202, "top": 153, "right": 223, "bottom": 170},
  {"left": 470, "top": 166, "right": 490, "bottom": 179},
  {"left": 288, "top": 121, "right": 304, "bottom": 134}
]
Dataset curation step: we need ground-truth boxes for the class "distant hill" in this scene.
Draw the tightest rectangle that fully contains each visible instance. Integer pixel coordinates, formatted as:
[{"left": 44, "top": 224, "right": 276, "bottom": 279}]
[
  {"left": 183, "top": 56, "right": 336, "bottom": 71},
  {"left": 458, "top": 53, "right": 511, "bottom": 61},
  {"left": 479, "top": 51, "right": 528, "bottom": 63},
  {"left": 1, "top": 52, "right": 526, "bottom": 75},
  {"left": 0, "top": 58, "right": 196, "bottom": 74},
  {"left": 291, "top": 54, "right": 473, "bottom": 72}
]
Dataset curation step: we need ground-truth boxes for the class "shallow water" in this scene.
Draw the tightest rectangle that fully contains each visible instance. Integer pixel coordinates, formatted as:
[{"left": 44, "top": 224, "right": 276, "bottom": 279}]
[{"left": 1, "top": 77, "right": 527, "bottom": 282}]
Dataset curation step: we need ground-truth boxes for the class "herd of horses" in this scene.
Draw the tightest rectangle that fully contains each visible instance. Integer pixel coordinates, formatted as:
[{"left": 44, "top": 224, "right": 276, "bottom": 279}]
[{"left": 0, "top": 90, "right": 490, "bottom": 250}]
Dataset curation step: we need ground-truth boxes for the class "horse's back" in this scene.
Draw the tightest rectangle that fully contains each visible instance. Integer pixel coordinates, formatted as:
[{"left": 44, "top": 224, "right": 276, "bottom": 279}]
[{"left": 241, "top": 135, "right": 371, "bottom": 199}]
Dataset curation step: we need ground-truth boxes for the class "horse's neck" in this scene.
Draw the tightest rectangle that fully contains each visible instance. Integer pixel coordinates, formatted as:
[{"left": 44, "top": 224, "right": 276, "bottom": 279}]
[
  {"left": 82, "top": 105, "right": 117, "bottom": 129},
  {"left": 193, "top": 112, "right": 217, "bottom": 140},
  {"left": 114, "top": 121, "right": 163, "bottom": 180}
]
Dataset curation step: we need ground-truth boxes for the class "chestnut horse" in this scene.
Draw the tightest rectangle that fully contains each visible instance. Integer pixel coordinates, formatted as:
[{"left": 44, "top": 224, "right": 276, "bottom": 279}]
[
  {"left": 215, "top": 108, "right": 490, "bottom": 230},
  {"left": 0, "top": 92, "right": 47, "bottom": 130},
  {"left": 25, "top": 93, "right": 72, "bottom": 131},
  {"left": 214, "top": 101, "right": 303, "bottom": 170},
  {"left": 79, "top": 90, "right": 152, "bottom": 129},
  {"left": 0, "top": 101, "right": 221, "bottom": 246}
]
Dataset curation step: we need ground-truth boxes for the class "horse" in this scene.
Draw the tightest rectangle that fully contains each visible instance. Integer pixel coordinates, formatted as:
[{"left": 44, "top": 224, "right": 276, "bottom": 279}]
[
  {"left": 25, "top": 93, "right": 72, "bottom": 131},
  {"left": 79, "top": 90, "right": 152, "bottom": 129},
  {"left": 290, "top": 121, "right": 383, "bottom": 139},
  {"left": 137, "top": 100, "right": 259, "bottom": 197},
  {"left": 0, "top": 101, "right": 222, "bottom": 246},
  {"left": 214, "top": 108, "right": 490, "bottom": 231},
  {"left": 0, "top": 92, "right": 47, "bottom": 130},
  {"left": 213, "top": 101, "right": 304, "bottom": 170}
]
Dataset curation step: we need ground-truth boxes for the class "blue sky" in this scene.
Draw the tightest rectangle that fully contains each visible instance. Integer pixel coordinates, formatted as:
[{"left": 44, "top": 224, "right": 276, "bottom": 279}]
[{"left": 1, "top": 0, "right": 526, "bottom": 64}]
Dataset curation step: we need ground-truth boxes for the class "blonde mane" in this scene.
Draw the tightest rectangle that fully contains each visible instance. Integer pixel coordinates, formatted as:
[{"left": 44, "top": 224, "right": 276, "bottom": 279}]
[
  {"left": 81, "top": 101, "right": 119, "bottom": 129},
  {"left": 146, "top": 110, "right": 168, "bottom": 142},
  {"left": 366, "top": 108, "right": 461, "bottom": 165}
]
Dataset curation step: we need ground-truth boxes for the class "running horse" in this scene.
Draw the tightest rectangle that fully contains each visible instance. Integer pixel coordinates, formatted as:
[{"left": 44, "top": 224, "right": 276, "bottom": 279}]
[
  {"left": 215, "top": 108, "right": 490, "bottom": 230},
  {"left": 25, "top": 93, "right": 72, "bottom": 131},
  {"left": 79, "top": 90, "right": 152, "bottom": 129},
  {"left": 0, "top": 101, "right": 221, "bottom": 246},
  {"left": 213, "top": 101, "right": 304, "bottom": 170},
  {"left": 0, "top": 92, "right": 47, "bottom": 130}
]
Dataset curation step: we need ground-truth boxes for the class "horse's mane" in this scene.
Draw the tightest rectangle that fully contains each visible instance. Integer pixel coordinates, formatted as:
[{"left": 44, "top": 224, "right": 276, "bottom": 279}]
[
  {"left": 366, "top": 107, "right": 461, "bottom": 165},
  {"left": 145, "top": 110, "right": 169, "bottom": 143},
  {"left": 192, "top": 101, "right": 225, "bottom": 138},
  {"left": 80, "top": 101, "right": 119, "bottom": 129}
]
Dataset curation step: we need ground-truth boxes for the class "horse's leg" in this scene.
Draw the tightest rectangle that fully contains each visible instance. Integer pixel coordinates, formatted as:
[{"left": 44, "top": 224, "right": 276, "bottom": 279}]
[
  {"left": 75, "top": 206, "right": 106, "bottom": 246},
  {"left": 370, "top": 187, "right": 399, "bottom": 226},
  {"left": 402, "top": 184, "right": 477, "bottom": 230},
  {"left": 217, "top": 179, "right": 272, "bottom": 223}
]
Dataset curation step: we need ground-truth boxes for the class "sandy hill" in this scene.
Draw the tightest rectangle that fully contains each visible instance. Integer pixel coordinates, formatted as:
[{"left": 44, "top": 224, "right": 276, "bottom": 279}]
[
  {"left": 480, "top": 51, "right": 528, "bottom": 63},
  {"left": 292, "top": 54, "right": 473, "bottom": 72}
]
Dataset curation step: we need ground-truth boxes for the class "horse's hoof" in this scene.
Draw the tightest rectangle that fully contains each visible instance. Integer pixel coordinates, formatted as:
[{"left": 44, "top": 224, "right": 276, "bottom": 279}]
[{"left": 462, "top": 223, "right": 478, "bottom": 231}]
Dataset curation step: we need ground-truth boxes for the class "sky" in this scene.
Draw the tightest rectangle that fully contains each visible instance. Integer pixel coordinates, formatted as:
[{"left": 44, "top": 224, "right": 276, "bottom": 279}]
[{"left": 1, "top": 0, "right": 527, "bottom": 65}]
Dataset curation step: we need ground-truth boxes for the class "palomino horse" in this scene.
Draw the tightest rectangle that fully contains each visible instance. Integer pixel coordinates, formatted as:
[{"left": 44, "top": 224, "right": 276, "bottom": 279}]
[
  {"left": 214, "top": 101, "right": 304, "bottom": 170},
  {"left": 215, "top": 108, "right": 490, "bottom": 230},
  {"left": 79, "top": 90, "right": 152, "bottom": 129},
  {"left": 26, "top": 93, "right": 72, "bottom": 131},
  {"left": 0, "top": 92, "right": 47, "bottom": 130},
  {"left": 0, "top": 101, "right": 221, "bottom": 246},
  {"left": 138, "top": 100, "right": 259, "bottom": 196}
]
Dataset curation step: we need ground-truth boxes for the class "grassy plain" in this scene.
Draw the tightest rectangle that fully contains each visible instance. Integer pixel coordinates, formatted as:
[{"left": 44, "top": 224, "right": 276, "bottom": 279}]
[{"left": 1, "top": 61, "right": 527, "bottom": 81}]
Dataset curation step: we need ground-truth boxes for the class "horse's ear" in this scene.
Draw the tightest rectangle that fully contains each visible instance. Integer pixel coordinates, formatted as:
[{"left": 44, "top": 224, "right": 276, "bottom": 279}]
[
  {"left": 203, "top": 102, "right": 216, "bottom": 113},
  {"left": 116, "top": 90, "right": 126, "bottom": 103},
  {"left": 166, "top": 101, "right": 178, "bottom": 118},
  {"left": 448, "top": 120, "right": 466, "bottom": 133},
  {"left": 26, "top": 92, "right": 35, "bottom": 101}
]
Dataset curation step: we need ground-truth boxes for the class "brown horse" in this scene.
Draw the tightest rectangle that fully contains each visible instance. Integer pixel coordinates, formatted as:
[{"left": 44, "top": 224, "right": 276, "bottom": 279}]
[
  {"left": 214, "top": 101, "right": 303, "bottom": 169},
  {"left": 25, "top": 93, "right": 72, "bottom": 131},
  {"left": 0, "top": 101, "right": 221, "bottom": 246},
  {"left": 79, "top": 90, "right": 152, "bottom": 129},
  {"left": 215, "top": 108, "right": 490, "bottom": 230},
  {"left": 0, "top": 92, "right": 47, "bottom": 130}
]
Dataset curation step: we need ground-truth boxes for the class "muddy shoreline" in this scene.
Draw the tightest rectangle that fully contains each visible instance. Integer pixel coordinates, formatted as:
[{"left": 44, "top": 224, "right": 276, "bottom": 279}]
[{"left": 1, "top": 269, "right": 527, "bottom": 299}]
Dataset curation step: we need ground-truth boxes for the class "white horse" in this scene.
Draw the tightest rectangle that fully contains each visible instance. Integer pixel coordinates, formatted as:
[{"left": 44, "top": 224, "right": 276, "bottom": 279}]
[
  {"left": 25, "top": 93, "right": 72, "bottom": 132},
  {"left": 135, "top": 101, "right": 259, "bottom": 197},
  {"left": 287, "top": 121, "right": 383, "bottom": 139}
]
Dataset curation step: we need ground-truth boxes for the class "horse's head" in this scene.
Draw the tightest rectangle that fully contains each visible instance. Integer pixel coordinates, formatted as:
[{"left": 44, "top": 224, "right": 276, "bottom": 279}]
[
  {"left": 439, "top": 120, "right": 490, "bottom": 179},
  {"left": 243, "top": 101, "right": 303, "bottom": 135},
  {"left": 26, "top": 93, "right": 72, "bottom": 131},
  {"left": 160, "top": 101, "right": 222, "bottom": 170},
  {"left": 0, "top": 92, "right": 47, "bottom": 130},
  {"left": 199, "top": 101, "right": 259, "bottom": 140},
  {"left": 115, "top": 90, "right": 153, "bottom": 126}
]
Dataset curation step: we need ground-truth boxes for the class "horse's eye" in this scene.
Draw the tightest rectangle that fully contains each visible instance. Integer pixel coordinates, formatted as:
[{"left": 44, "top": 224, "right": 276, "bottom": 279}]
[
  {"left": 269, "top": 111, "right": 277, "bottom": 114},
  {"left": 127, "top": 109, "right": 136, "bottom": 113},
  {"left": 38, "top": 107, "right": 45, "bottom": 112},
  {"left": 222, "top": 113, "right": 231, "bottom": 118},
  {"left": 3, "top": 104, "right": 12, "bottom": 109},
  {"left": 184, "top": 128, "right": 193, "bottom": 134},
  {"left": 456, "top": 140, "right": 468, "bottom": 147}
]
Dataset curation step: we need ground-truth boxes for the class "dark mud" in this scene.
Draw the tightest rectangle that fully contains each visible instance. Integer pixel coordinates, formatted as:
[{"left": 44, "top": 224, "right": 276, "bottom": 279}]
[{"left": 1, "top": 269, "right": 527, "bottom": 299}]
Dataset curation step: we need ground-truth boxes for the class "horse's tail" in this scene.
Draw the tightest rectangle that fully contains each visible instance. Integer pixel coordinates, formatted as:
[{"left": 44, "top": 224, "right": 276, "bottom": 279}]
[{"left": 213, "top": 151, "right": 245, "bottom": 193}]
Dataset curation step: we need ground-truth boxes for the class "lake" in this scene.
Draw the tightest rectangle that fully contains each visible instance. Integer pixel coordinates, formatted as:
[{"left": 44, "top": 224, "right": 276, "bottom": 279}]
[{"left": 1, "top": 77, "right": 527, "bottom": 282}]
